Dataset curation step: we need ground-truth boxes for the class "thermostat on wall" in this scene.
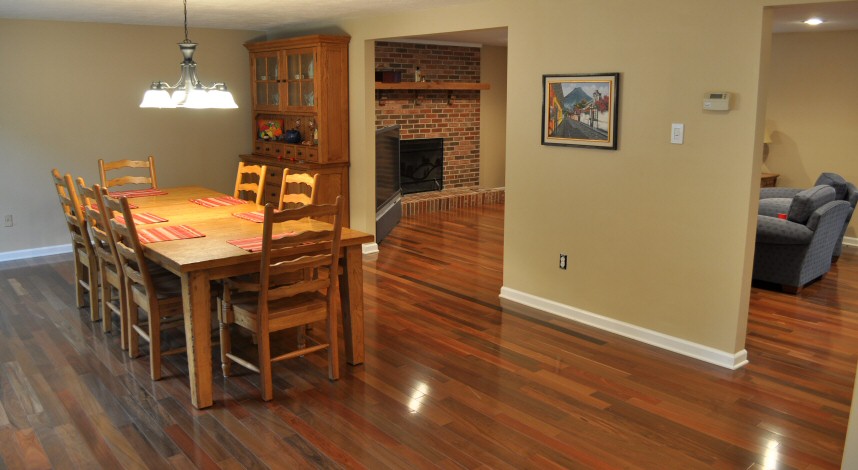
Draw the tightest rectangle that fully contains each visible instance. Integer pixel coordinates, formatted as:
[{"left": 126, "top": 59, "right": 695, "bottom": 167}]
[{"left": 703, "top": 92, "right": 731, "bottom": 111}]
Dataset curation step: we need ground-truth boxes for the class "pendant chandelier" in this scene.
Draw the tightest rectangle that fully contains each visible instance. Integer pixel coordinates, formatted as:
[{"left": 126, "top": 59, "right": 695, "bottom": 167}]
[{"left": 139, "top": 0, "right": 238, "bottom": 109}]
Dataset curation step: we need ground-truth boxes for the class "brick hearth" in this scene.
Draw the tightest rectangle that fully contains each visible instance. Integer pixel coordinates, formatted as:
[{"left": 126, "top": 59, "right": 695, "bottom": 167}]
[{"left": 401, "top": 187, "right": 505, "bottom": 217}]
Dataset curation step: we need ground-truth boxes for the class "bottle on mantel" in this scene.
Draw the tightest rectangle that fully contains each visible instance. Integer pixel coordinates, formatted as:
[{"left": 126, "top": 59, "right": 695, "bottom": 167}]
[{"left": 415, "top": 67, "right": 422, "bottom": 83}]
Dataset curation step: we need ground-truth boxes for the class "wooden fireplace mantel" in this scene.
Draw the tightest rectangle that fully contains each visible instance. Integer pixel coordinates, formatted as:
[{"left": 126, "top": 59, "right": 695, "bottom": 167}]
[
  {"left": 375, "top": 81, "right": 490, "bottom": 105},
  {"left": 375, "top": 82, "right": 490, "bottom": 91}
]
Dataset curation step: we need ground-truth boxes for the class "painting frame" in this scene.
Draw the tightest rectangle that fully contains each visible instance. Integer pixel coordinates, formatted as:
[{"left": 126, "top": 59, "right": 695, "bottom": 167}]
[{"left": 542, "top": 73, "right": 620, "bottom": 150}]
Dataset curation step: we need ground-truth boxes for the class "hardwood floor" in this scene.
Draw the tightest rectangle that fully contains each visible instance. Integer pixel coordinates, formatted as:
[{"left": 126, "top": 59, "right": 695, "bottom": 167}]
[{"left": 1, "top": 202, "right": 856, "bottom": 468}]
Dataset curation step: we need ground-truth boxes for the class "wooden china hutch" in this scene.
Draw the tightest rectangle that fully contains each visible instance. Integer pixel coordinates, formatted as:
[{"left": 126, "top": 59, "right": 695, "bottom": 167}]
[{"left": 241, "top": 35, "right": 350, "bottom": 225}]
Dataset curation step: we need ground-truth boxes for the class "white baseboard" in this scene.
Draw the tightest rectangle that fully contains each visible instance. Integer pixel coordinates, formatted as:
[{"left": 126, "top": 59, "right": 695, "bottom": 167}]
[
  {"left": 0, "top": 244, "right": 72, "bottom": 263},
  {"left": 362, "top": 242, "right": 379, "bottom": 255},
  {"left": 843, "top": 236, "right": 858, "bottom": 247},
  {"left": 499, "top": 287, "right": 749, "bottom": 370}
]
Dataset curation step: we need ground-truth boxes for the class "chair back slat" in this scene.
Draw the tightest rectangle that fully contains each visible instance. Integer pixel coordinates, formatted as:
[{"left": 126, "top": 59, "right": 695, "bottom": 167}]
[
  {"left": 268, "top": 278, "right": 330, "bottom": 301},
  {"left": 234, "top": 162, "right": 267, "bottom": 205},
  {"left": 271, "top": 229, "right": 336, "bottom": 249},
  {"left": 99, "top": 156, "right": 157, "bottom": 190},
  {"left": 278, "top": 171, "right": 318, "bottom": 210}
]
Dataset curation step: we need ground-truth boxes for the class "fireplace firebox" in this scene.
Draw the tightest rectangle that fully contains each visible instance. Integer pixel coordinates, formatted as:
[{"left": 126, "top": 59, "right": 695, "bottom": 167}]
[{"left": 400, "top": 138, "right": 443, "bottom": 195}]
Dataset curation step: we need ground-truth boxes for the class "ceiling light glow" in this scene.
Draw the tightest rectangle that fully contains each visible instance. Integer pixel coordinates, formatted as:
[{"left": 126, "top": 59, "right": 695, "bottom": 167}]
[{"left": 803, "top": 17, "right": 824, "bottom": 26}]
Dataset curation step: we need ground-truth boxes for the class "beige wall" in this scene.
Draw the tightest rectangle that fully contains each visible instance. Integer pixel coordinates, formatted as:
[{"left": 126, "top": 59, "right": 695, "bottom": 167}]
[
  {"left": 335, "top": 0, "right": 834, "bottom": 357},
  {"left": 480, "top": 44, "right": 507, "bottom": 188},
  {"left": 0, "top": 19, "right": 258, "bottom": 253},
  {"left": 766, "top": 30, "right": 858, "bottom": 238}
]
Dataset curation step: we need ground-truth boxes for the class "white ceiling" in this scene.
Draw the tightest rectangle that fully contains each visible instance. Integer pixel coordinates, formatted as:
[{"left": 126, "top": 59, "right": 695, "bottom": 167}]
[
  {"left": 0, "top": 0, "right": 484, "bottom": 32},
  {"left": 1, "top": 0, "right": 857, "bottom": 45},
  {"left": 772, "top": 1, "right": 858, "bottom": 33}
]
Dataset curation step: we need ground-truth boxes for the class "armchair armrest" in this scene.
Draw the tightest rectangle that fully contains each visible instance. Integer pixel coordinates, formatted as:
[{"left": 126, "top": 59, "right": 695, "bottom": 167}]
[
  {"left": 760, "top": 187, "right": 802, "bottom": 200},
  {"left": 756, "top": 215, "right": 813, "bottom": 245}
]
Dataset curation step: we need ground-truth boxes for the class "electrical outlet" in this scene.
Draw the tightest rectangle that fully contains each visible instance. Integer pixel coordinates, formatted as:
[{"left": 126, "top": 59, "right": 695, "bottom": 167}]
[
  {"left": 3, "top": 215, "right": 11, "bottom": 227},
  {"left": 559, "top": 254, "right": 567, "bottom": 270}
]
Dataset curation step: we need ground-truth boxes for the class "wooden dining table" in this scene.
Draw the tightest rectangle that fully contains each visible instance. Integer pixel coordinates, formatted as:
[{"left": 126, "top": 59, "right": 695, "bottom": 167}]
[{"left": 117, "top": 186, "right": 374, "bottom": 409}]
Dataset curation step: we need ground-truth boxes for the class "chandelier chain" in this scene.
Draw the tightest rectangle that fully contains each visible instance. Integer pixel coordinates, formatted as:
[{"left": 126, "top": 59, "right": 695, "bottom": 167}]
[{"left": 183, "top": 0, "right": 190, "bottom": 43}]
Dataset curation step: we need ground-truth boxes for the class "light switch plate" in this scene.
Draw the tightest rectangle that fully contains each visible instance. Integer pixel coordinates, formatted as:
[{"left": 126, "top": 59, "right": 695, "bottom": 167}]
[{"left": 671, "top": 123, "right": 684, "bottom": 144}]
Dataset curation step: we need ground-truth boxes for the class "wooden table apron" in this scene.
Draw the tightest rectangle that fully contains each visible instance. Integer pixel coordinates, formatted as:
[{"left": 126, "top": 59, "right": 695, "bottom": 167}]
[{"left": 124, "top": 186, "right": 373, "bottom": 409}]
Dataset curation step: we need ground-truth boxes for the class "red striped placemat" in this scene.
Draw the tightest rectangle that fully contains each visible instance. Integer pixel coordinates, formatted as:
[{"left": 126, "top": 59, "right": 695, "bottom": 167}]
[
  {"left": 115, "top": 212, "right": 168, "bottom": 225},
  {"left": 227, "top": 232, "right": 296, "bottom": 252},
  {"left": 232, "top": 211, "right": 266, "bottom": 223},
  {"left": 137, "top": 225, "right": 205, "bottom": 244},
  {"left": 189, "top": 196, "right": 248, "bottom": 208},
  {"left": 109, "top": 188, "right": 168, "bottom": 198}
]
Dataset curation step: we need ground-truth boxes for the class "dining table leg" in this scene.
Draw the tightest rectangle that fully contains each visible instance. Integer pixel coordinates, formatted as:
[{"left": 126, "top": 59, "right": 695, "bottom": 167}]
[
  {"left": 340, "top": 245, "right": 365, "bottom": 365},
  {"left": 182, "top": 271, "right": 213, "bottom": 409}
]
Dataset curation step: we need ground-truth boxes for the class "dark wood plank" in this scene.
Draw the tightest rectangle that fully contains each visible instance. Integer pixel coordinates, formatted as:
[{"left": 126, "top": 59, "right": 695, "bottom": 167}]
[
  {"left": 13, "top": 428, "right": 52, "bottom": 470},
  {"left": 54, "top": 390, "right": 123, "bottom": 469},
  {"left": 163, "top": 424, "right": 221, "bottom": 470}
]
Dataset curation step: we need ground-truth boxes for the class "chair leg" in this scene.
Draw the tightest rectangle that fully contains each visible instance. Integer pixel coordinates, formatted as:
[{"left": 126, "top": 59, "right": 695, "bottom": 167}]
[
  {"left": 73, "top": 254, "right": 86, "bottom": 309},
  {"left": 86, "top": 263, "right": 99, "bottom": 322},
  {"left": 258, "top": 332, "right": 273, "bottom": 401},
  {"left": 782, "top": 284, "right": 801, "bottom": 295},
  {"left": 149, "top": 309, "right": 161, "bottom": 381},
  {"left": 120, "top": 282, "right": 130, "bottom": 350},
  {"left": 297, "top": 325, "right": 306, "bottom": 350},
  {"left": 128, "top": 286, "right": 140, "bottom": 359},
  {"left": 101, "top": 270, "right": 112, "bottom": 333},
  {"left": 218, "top": 298, "right": 232, "bottom": 377},
  {"left": 327, "top": 301, "right": 340, "bottom": 381}
]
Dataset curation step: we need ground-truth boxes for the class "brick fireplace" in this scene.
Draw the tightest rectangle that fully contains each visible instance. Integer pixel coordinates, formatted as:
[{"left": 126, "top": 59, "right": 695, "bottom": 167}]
[{"left": 375, "top": 41, "right": 481, "bottom": 190}]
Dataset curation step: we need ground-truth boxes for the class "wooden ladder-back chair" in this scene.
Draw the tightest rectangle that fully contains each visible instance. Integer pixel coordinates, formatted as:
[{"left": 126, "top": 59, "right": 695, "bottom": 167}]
[
  {"left": 234, "top": 162, "right": 268, "bottom": 205},
  {"left": 219, "top": 196, "right": 343, "bottom": 401},
  {"left": 278, "top": 170, "right": 318, "bottom": 211},
  {"left": 76, "top": 179, "right": 127, "bottom": 340},
  {"left": 101, "top": 193, "right": 185, "bottom": 380},
  {"left": 98, "top": 156, "right": 158, "bottom": 190},
  {"left": 51, "top": 169, "right": 99, "bottom": 322}
]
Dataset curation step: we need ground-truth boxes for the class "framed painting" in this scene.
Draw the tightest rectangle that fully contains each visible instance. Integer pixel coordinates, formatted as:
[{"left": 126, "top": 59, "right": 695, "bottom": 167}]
[{"left": 542, "top": 73, "right": 619, "bottom": 150}]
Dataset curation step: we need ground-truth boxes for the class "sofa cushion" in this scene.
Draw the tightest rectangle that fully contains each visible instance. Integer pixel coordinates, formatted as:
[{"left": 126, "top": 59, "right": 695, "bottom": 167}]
[
  {"left": 788, "top": 185, "right": 835, "bottom": 224},
  {"left": 759, "top": 198, "right": 791, "bottom": 218},
  {"left": 815, "top": 172, "right": 848, "bottom": 200}
]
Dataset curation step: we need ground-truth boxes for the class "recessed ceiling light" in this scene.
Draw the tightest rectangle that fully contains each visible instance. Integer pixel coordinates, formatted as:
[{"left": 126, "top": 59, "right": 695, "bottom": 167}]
[{"left": 803, "top": 17, "right": 824, "bottom": 26}]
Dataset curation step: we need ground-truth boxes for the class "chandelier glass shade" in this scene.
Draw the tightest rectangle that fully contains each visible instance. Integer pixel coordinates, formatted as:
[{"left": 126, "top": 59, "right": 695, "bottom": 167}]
[{"left": 139, "top": 1, "right": 237, "bottom": 109}]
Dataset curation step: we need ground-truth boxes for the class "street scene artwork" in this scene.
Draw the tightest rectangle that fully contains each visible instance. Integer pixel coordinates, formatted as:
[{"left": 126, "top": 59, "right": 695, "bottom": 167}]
[{"left": 542, "top": 73, "right": 619, "bottom": 149}]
